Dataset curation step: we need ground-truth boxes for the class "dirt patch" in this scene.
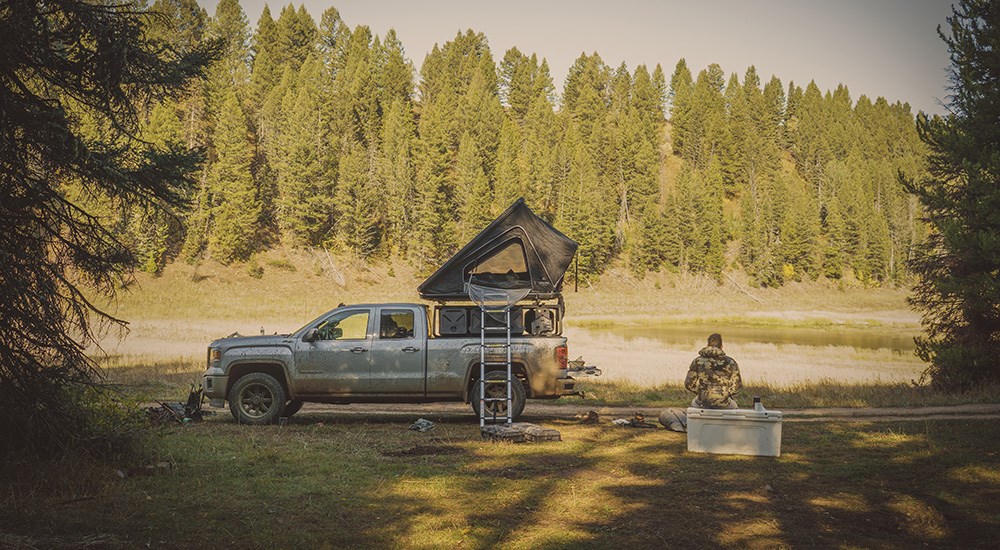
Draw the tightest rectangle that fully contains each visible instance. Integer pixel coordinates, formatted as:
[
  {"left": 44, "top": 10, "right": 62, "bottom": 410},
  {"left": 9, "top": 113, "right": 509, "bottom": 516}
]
[
  {"left": 474, "top": 465, "right": 536, "bottom": 479},
  {"left": 382, "top": 445, "right": 463, "bottom": 458},
  {"left": 286, "top": 402, "right": 1000, "bottom": 423}
]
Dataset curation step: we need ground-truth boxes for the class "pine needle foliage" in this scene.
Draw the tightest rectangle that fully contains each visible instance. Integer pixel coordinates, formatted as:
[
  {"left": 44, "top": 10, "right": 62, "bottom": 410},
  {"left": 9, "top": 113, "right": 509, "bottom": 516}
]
[
  {"left": 906, "top": 0, "right": 1000, "bottom": 389},
  {"left": 0, "top": 0, "right": 217, "bottom": 455}
]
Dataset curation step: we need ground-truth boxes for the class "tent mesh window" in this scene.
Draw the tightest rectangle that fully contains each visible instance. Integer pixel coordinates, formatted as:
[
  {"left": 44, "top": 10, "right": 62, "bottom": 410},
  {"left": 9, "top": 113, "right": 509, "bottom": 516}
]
[{"left": 466, "top": 238, "right": 531, "bottom": 290}]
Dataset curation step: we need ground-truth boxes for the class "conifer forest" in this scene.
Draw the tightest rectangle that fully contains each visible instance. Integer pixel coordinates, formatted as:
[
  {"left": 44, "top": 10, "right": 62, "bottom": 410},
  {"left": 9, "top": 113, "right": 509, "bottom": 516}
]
[{"left": 115, "top": 0, "right": 928, "bottom": 287}]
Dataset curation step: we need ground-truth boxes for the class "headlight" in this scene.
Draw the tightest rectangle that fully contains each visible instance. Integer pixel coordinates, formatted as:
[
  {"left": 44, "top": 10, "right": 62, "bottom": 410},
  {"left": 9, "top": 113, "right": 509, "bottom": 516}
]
[{"left": 210, "top": 348, "right": 221, "bottom": 362}]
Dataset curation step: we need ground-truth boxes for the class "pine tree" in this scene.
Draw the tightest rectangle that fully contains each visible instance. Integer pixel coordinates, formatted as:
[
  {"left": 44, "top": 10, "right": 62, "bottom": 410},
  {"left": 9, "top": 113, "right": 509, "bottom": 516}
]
[
  {"left": 335, "top": 140, "right": 380, "bottom": 255},
  {"left": 146, "top": 0, "right": 208, "bottom": 54},
  {"left": 617, "top": 107, "right": 660, "bottom": 274},
  {"left": 701, "top": 157, "right": 726, "bottom": 277},
  {"left": 276, "top": 54, "right": 334, "bottom": 245},
  {"left": 784, "top": 81, "right": 803, "bottom": 151},
  {"left": 652, "top": 63, "right": 667, "bottom": 112},
  {"left": 668, "top": 58, "right": 693, "bottom": 155},
  {"left": 412, "top": 93, "right": 457, "bottom": 270},
  {"left": 520, "top": 89, "right": 562, "bottom": 219},
  {"left": 376, "top": 98, "right": 416, "bottom": 254},
  {"left": 455, "top": 132, "right": 493, "bottom": 240},
  {"left": 610, "top": 62, "right": 631, "bottom": 117},
  {"left": 250, "top": 5, "right": 281, "bottom": 110},
  {"left": 0, "top": 0, "right": 216, "bottom": 453},
  {"left": 275, "top": 3, "right": 317, "bottom": 73},
  {"left": 499, "top": 47, "right": 535, "bottom": 122},
  {"left": 794, "top": 80, "right": 832, "bottom": 192},
  {"left": 493, "top": 116, "right": 523, "bottom": 211},
  {"left": 631, "top": 64, "right": 664, "bottom": 144},
  {"left": 204, "top": 0, "right": 251, "bottom": 126},
  {"left": 722, "top": 72, "right": 748, "bottom": 191},
  {"left": 135, "top": 100, "right": 186, "bottom": 273},
  {"left": 563, "top": 53, "right": 610, "bottom": 139},
  {"left": 777, "top": 171, "right": 820, "bottom": 280},
  {"left": 905, "top": 2, "right": 1000, "bottom": 388},
  {"left": 258, "top": 64, "right": 296, "bottom": 165},
  {"left": 331, "top": 25, "right": 380, "bottom": 147},
  {"left": 534, "top": 58, "right": 557, "bottom": 105},
  {"left": 146, "top": 0, "right": 210, "bottom": 151},
  {"left": 658, "top": 187, "right": 684, "bottom": 271},
  {"left": 762, "top": 75, "right": 786, "bottom": 146},
  {"left": 457, "top": 54, "right": 504, "bottom": 177},
  {"left": 378, "top": 29, "right": 414, "bottom": 108},
  {"left": 822, "top": 195, "right": 846, "bottom": 279},
  {"left": 683, "top": 64, "right": 726, "bottom": 169},
  {"left": 318, "top": 6, "right": 350, "bottom": 77},
  {"left": 673, "top": 165, "right": 703, "bottom": 269},
  {"left": 207, "top": 90, "right": 260, "bottom": 262},
  {"left": 556, "top": 124, "right": 614, "bottom": 279}
]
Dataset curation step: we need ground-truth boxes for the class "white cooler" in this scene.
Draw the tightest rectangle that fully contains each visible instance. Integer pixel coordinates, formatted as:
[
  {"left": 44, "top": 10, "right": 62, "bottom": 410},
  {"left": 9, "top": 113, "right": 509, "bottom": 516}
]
[{"left": 686, "top": 407, "right": 783, "bottom": 457}]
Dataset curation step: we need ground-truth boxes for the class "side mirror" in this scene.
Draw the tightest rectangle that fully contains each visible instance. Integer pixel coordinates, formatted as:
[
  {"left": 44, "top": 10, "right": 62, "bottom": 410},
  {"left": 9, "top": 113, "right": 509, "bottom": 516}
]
[{"left": 303, "top": 328, "right": 319, "bottom": 342}]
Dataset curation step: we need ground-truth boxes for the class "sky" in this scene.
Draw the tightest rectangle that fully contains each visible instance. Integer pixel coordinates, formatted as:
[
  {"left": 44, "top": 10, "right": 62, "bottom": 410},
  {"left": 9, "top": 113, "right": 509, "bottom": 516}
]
[{"left": 200, "top": 0, "right": 955, "bottom": 115}]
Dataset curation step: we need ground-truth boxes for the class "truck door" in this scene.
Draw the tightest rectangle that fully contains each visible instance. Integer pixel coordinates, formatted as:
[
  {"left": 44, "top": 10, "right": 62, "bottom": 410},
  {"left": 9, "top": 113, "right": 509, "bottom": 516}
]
[
  {"left": 294, "top": 308, "right": 373, "bottom": 394},
  {"left": 369, "top": 307, "right": 426, "bottom": 394}
]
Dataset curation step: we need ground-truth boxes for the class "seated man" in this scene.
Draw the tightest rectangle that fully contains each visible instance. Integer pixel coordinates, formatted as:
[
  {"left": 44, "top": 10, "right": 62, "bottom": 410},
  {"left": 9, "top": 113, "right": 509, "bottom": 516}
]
[
  {"left": 684, "top": 333, "right": 742, "bottom": 409},
  {"left": 380, "top": 316, "right": 399, "bottom": 338}
]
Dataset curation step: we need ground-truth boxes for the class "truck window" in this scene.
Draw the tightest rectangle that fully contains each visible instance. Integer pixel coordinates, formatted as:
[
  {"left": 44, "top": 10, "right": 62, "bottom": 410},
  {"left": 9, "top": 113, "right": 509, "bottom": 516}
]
[
  {"left": 379, "top": 309, "right": 414, "bottom": 339},
  {"left": 317, "top": 310, "right": 369, "bottom": 340}
]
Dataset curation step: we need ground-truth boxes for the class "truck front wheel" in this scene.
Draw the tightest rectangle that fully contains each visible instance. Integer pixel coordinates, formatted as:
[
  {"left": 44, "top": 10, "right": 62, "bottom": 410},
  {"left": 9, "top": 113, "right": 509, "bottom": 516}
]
[
  {"left": 471, "top": 371, "right": 526, "bottom": 421},
  {"left": 229, "top": 372, "right": 286, "bottom": 425},
  {"left": 284, "top": 399, "right": 304, "bottom": 417}
]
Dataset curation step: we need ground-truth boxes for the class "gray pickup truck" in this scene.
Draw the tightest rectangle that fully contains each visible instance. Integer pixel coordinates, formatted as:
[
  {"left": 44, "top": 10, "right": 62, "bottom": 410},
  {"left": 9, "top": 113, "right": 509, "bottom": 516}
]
[{"left": 203, "top": 303, "right": 577, "bottom": 424}]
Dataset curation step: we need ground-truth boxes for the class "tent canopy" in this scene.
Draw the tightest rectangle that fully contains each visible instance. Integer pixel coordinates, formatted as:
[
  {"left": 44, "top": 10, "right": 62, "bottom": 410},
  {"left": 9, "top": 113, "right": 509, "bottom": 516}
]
[{"left": 418, "top": 198, "right": 578, "bottom": 301}]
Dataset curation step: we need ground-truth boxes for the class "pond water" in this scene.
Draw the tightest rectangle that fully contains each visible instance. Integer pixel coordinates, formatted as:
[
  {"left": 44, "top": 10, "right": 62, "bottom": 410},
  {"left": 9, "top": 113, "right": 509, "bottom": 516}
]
[
  {"left": 564, "top": 324, "right": 925, "bottom": 386},
  {"left": 591, "top": 324, "right": 917, "bottom": 353}
]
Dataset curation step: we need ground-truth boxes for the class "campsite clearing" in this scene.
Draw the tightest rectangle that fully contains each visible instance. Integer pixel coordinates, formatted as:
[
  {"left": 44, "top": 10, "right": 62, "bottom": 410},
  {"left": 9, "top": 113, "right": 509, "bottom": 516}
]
[{"left": 2, "top": 413, "right": 997, "bottom": 548}]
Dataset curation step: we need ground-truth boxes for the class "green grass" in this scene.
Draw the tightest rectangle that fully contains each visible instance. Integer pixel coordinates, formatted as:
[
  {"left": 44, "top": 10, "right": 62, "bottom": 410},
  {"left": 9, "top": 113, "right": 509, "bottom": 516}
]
[
  {"left": 2, "top": 416, "right": 998, "bottom": 548},
  {"left": 569, "top": 378, "right": 1000, "bottom": 409},
  {"left": 101, "top": 359, "right": 1000, "bottom": 410}
]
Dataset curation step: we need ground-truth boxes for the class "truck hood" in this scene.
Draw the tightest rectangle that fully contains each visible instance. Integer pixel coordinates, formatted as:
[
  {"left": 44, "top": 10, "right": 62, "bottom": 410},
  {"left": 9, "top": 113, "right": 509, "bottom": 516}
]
[{"left": 209, "top": 334, "right": 293, "bottom": 350}]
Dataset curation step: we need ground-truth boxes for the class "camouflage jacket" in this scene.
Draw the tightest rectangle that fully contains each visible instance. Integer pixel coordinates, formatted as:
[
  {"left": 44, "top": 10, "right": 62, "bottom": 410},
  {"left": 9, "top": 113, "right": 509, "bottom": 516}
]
[{"left": 684, "top": 346, "right": 742, "bottom": 408}]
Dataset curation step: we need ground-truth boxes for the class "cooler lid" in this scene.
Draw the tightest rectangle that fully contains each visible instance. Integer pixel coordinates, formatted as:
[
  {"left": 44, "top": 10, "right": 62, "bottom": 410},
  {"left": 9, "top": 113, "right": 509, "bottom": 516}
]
[{"left": 686, "top": 408, "right": 783, "bottom": 421}]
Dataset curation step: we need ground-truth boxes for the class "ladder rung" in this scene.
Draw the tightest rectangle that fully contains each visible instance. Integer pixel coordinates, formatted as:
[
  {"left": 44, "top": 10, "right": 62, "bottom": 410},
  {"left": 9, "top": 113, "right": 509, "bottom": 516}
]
[
  {"left": 483, "top": 397, "right": 508, "bottom": 402},
  {"left": 482, "top": 343, "right": 509, "bottom": 348},
  {"left": 482, "top": 361, "right": 509, "bottom": 366},
  {"left": 481, "top": 327, "right": 509, "bottom": 332}
]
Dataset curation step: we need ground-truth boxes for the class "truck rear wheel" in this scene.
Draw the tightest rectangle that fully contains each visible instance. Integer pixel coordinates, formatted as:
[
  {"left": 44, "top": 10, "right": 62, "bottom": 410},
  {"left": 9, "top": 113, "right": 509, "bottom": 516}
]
[
  {"left": 229, "top": 372, "right": 286, "bottom": 425},
  {"left": 471, "top": 371, "right": 526, "bottom": 421}
]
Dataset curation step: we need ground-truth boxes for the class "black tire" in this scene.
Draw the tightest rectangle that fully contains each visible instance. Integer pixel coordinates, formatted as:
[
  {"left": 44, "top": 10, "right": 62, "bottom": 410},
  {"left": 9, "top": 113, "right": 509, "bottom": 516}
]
[
  {"left": 228, "top": 372, "right": 286, "bottom": 425},
  {"left": 471, "top": 371, "right": 526, "bottom": 421},
  {"left": 284, "top": 399, "right": 304, "bottom": 417}
]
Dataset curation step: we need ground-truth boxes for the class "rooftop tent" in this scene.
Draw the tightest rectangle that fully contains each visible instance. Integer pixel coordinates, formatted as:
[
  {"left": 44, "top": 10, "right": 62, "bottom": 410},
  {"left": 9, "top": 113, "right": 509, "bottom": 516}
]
[{"left": 418, "top": 198, "right": 579, "bottom": 301}]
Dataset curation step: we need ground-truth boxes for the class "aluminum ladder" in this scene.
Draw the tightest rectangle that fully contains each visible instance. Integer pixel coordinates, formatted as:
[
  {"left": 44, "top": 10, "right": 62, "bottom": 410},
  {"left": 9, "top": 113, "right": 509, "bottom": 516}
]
[{"left": 477, "top": 303, "right": 514, "bottom": 428}]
